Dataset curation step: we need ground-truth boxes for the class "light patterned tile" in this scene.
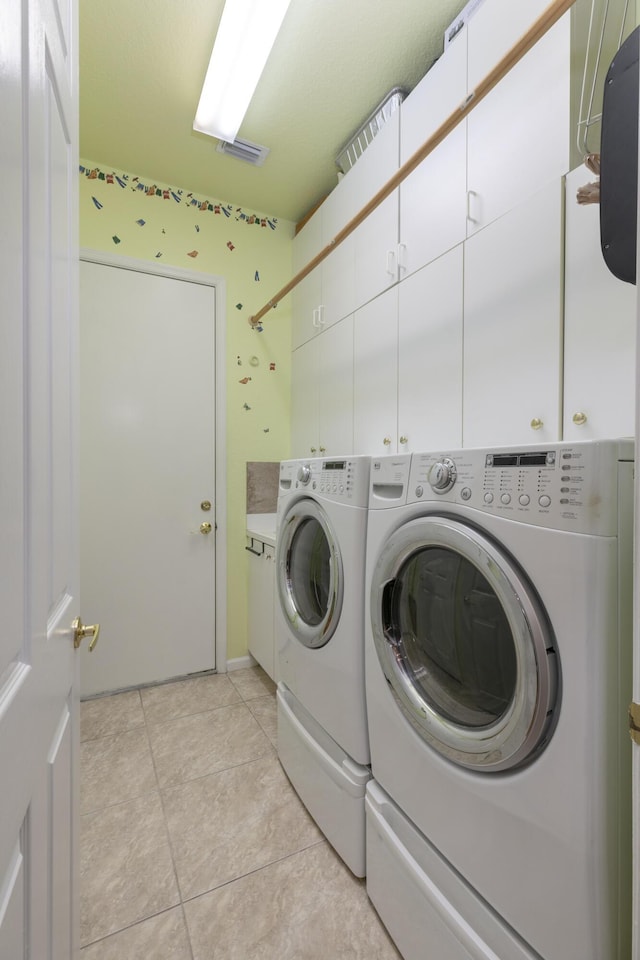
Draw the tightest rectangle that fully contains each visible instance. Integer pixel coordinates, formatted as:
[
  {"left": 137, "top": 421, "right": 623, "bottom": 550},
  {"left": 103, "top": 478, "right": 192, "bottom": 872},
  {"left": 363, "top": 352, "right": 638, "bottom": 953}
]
[
  {"left": 80, "top": 907, "right": 191, "bottom": 960},
  {"left": 140, "top": 674, "right": 241, "bottom": 724},
  {"left": 147, "top": 702, "right": 273, "bottom": 789},
  {"left": 163, "top": 754, "right": 322, "bottom": 899},
  {"left": 227, "top": 666, "right": 276, "bottom": 701},
  {"left": 245, "top": 695, "right": 277, "bottom": 745},
  {"left": 80, "top": 793, "right": 180, "bottom": 946},
  {"left": 80, "top": 691, "right": 144, "bottom": 741},
  {"left": 81, "top": 727, "right": 157, "bottom": 814},
  {"left": 184, "top": 842, "right": 401, "bottom": 960}
]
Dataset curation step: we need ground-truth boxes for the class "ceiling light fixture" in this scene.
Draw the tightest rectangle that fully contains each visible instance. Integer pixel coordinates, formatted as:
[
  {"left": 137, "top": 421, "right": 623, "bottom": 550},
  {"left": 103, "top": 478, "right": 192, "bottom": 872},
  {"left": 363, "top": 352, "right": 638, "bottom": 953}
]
[{"left": 193, "top": 0, "right": 292, "bottom": 144}]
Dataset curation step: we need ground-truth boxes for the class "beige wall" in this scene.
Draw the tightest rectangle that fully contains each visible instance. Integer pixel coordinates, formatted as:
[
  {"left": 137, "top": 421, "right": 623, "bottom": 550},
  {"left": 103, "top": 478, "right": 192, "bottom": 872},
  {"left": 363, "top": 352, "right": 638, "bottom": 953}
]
[{"left": 79, "top": 160, "right": 294, "bottom": 662}]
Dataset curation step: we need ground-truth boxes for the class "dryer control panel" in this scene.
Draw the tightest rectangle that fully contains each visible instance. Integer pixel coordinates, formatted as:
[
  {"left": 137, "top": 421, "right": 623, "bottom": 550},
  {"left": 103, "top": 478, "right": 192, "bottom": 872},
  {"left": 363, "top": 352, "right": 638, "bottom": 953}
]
[
  {"left": 279, "top": 456, "right": 370, "bottom": 508},
  {"left": 409, "top": 439, "right": 633, "bottom": 536}
]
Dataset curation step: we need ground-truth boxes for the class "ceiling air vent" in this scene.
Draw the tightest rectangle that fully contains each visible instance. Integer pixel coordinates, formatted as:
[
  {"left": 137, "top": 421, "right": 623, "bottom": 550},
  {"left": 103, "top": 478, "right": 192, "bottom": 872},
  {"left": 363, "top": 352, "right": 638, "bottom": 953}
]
[{"left": 216, "top": 137, "right": 270, "bottom": 166}]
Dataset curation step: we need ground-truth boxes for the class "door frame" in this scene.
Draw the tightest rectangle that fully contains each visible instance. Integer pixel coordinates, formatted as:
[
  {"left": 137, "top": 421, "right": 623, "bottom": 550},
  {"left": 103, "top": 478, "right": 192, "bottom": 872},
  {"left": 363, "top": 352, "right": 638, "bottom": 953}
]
[{"left": 79, "top": 248, "right": 228, "bottom": 673}]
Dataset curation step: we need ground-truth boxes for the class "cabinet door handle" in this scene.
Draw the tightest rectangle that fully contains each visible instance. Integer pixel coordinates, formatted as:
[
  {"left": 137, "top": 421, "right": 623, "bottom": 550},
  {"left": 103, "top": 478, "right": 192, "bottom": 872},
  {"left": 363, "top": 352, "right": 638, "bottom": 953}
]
[
  {"left": 317, "top": 304, "right": 326, "bottom": 325},
  {"left": 386, "top": 250, "right": 397, "bottom": 278},
  {"left": 397, "top": 242, "right": 407, "bottom": 274},
  {"left": 466, "top": 190, "right": 479, "bottom": 224}
]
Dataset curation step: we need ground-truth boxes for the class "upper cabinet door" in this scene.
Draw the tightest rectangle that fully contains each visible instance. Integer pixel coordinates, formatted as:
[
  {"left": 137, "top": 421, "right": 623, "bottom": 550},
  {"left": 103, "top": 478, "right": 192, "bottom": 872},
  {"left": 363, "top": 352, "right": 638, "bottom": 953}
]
[
  {"left": 292, "top": 213, "right": 323, "bottom": 350},
  {"left": 399, "top": 34, "right": 468, "bottom": 278},
  {"left": 563, "top": 166, "right": 636, "bottom": 441},
  {"left": 466, "top": 2, "right": 570, "bottom": 236},
  {"left": 353, "top": 110, "right": 401, "bottom": 307},
  {"left": 463, "top": 179, "right": 564, "bottom": 448}
]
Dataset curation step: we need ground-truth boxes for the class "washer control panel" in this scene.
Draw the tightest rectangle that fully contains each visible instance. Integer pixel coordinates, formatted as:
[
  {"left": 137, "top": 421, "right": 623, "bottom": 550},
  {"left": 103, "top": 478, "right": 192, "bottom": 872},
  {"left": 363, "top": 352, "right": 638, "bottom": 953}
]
[
  {"left": 409, "top": 440, "right": 633, "bottom": 536},
  {"left": 279, "top": 456, "right": 370, "bottom": 508}
]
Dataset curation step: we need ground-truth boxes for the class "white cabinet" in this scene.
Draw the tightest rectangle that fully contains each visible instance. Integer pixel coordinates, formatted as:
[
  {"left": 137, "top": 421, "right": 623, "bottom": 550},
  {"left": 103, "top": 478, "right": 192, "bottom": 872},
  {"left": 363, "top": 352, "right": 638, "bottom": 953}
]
[
  {"left": 397, "top": 245, "right": 464, "bottom": 451},
  {"left": 353, "top": 109, "right": 401, "bottom": 307},
  {"left": 291, "top": 315, "right": 354, "bottom": 458},
  {"left": 399, "top": 33, "right": 468, "bottom": 278},
  {"left": 463, "top": 179, "right": 564, "bottom": 448},
  {"left": 291, "top": 337, "right": 319, "bottom": 457},
  {"left": 354, "top": 288, "right": 399, "bottom": 455},
  {"left": 465, "top": 1, "right": 570, "bottom": 236},
  {"left": 291, "top": 172, "right": 358, "bottom": 350},
  {"left": 563, "top": 165, "right": 636, "bottom": 441},
  {"left": 291, "top": 213, "right": 323, "bottom": 351},
  {"left": 247, "top": 536, "right": 276, "bottom": 681},
  {"left": 353, "top": 245, "right": 464, "bottom": 456}
]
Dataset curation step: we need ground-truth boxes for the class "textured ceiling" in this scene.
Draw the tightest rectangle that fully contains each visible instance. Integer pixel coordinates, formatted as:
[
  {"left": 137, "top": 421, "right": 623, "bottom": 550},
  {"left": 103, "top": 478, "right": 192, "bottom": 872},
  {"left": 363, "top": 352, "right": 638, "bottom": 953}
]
[{"left": 79, "top": 0, "right": 468, "bottom": 224}]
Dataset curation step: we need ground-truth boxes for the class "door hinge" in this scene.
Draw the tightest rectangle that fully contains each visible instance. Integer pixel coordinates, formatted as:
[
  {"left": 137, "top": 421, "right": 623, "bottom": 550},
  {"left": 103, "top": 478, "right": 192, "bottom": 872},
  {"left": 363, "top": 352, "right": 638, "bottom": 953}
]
[{"left": 629, "top": 702, "right": 640, "bottom": 745}]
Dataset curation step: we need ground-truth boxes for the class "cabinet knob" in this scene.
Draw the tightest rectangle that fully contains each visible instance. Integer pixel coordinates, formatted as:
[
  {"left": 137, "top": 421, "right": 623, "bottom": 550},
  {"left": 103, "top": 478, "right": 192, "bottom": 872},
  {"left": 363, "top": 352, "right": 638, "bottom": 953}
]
[
  {"left": 530, "top": 418, "right": 543, "bottom": 431},
  {"left": 310, "top": 446, "right": 317, "bottom": 454},
  {"left": 383, "top": 437, "right": 392, "bottom": 446},
  {"left": 572, "top": 411, "right": 587, "bottom": 426},
  {"left": 319, "top": 446, "right": 326, "bottom": 453},
  {"left": 399, "top": 436, "right": 409, "bottom": 445}
]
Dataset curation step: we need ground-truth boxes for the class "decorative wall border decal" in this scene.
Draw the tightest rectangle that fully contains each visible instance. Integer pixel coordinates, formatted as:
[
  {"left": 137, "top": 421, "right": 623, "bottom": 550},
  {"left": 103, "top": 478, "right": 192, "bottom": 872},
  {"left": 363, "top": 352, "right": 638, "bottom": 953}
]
[{"left": 79, "top": 164, "right": 280, "bottom": 230}]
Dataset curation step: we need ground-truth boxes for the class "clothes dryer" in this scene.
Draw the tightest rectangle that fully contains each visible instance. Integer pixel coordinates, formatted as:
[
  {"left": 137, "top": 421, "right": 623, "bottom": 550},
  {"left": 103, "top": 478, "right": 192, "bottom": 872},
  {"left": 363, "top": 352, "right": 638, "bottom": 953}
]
[
  {"left": 275, "top": 455, "right": 372, "bottom": 876},
  {"left": 364, "top": 441, "right": 633, "bottom": 960}
]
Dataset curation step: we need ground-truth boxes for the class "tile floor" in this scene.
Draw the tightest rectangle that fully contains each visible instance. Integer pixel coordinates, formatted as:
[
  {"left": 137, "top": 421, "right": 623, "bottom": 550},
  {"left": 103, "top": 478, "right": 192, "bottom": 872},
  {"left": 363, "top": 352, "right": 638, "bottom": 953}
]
[{"left": 80, "top": 666, "right": 401, "bottom": 959}]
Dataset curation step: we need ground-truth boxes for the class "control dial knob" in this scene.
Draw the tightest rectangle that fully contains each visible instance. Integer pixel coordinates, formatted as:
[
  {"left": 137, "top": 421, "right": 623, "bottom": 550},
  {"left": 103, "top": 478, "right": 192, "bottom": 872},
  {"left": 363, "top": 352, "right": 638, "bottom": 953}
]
[
  {"left": 297, "top": 464, "right": 311, "bottom": 485},
  {"left": 428, "top": 458, "right": 457, "bottom": 493}
]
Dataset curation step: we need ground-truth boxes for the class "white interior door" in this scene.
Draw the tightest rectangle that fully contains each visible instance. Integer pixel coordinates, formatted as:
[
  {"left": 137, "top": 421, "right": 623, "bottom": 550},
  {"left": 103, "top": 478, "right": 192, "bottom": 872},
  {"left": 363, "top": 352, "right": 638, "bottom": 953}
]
[
  {"left": 79, "top": 258, "right": 217, "bottom": 696},
  {"left": 1, "top": 0, "right": 80, "bottom": 955}
]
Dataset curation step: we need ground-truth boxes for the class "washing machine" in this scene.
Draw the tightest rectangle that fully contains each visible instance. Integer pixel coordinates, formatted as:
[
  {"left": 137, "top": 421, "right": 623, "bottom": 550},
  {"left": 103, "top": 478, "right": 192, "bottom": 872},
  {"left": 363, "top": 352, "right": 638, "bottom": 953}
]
[
  {"left": 364, "top": 441, "right": 633, "bottom": 960},
  {"left": 275, "top": 455, "right": 372, "bottom": 876}
]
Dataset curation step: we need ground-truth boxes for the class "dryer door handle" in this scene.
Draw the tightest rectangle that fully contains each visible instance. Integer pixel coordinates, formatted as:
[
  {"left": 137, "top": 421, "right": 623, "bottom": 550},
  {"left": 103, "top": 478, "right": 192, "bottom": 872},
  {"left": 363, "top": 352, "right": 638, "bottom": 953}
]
[{"left": 380, "top": 579, "right": 401, "bottom": 646}]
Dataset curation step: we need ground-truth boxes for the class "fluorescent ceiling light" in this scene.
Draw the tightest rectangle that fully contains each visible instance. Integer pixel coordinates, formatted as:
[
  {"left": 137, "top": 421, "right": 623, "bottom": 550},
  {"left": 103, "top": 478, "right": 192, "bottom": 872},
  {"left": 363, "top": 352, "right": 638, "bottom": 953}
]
[{"left": 194, "top": 0, "right": 292, "bottom": 144}]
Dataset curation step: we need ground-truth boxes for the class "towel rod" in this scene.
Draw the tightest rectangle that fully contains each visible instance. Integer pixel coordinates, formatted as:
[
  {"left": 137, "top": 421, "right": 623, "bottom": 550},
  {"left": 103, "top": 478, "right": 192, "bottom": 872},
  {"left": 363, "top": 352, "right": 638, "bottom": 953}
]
[{"left": 248, "top": 0, "right": 578, "bottom": 329}]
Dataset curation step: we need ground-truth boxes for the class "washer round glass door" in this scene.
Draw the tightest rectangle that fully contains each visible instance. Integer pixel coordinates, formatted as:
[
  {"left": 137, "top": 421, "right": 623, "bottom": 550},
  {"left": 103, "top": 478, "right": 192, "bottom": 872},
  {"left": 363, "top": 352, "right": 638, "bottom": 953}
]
[
  {"left": 370, "top": 516, "right": 559, "bottom": 772},
  {"left": 277, "top": 499, "right": 343, "bottom": 649}
]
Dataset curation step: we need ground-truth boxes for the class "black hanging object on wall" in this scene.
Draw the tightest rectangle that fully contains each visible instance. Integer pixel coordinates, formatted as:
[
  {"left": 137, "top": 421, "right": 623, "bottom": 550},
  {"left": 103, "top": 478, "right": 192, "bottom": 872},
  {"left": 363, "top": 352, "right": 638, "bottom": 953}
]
[{"left": 599, "top": 26, "right": 639, "bottom": 285}]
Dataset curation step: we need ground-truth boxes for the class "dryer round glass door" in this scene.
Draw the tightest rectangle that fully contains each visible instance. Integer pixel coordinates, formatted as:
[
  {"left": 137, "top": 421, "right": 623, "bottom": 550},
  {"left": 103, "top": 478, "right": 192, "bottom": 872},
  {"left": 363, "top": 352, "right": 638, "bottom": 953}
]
[
  {"left": 370, "top": 516, "right": 559, "bottom": 772},
  {"left": 277, "top": 498, "right": 343, "bottom": 649}
]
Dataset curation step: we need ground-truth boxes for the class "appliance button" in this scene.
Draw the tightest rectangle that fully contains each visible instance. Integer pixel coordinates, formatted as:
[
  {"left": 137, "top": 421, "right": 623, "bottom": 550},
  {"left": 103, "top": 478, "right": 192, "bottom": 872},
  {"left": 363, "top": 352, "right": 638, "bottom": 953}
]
[
  {"left": 415, "top": 485, "right": 424, "bottom": 498},
  {"left": 519, "top": 494, "right": 530, "bottom": 506},
  {"left": 339, "top": 485, "right": 344, "bottom": 494},
  {"left": 560, "top": 498, "right": 569, "bottom": 504},
  {"left": 484, "top": 492, "right": 494, "bottom": 504},
  {"left": 461, "top": 487, "right": 472, "bottom": 501},
  {"left": 500, "top": 493, "right": 511, "bottom": 505},
  {"left": 297, "top": 464, "right": 311, "bottom": 485},
  {"left": 332, "top": 484, "right": 338, "bottom": 493},
  {"left": 539, "top": 494, "right": 551, "bottom": 508}
]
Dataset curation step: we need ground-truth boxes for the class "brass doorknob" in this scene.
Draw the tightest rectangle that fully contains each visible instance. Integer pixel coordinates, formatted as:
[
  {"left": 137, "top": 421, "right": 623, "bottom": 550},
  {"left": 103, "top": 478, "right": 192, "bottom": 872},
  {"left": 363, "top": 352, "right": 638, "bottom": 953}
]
[
  {"left": 72, "top": 617, "right": 100, "bottom": 652},
  {"left": 200, "top": 522, "right": 212, "bottom": 534}
]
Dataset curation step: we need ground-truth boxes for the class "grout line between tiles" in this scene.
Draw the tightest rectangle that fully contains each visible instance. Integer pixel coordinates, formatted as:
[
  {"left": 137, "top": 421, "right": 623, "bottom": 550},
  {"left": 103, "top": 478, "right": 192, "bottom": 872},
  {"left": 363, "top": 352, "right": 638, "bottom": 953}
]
[
  {"left": 79, "top": 903, "right": 186, "bottom": 953},
  {"left": 179, "top": 837, "right": 328, "bottom": 907}
]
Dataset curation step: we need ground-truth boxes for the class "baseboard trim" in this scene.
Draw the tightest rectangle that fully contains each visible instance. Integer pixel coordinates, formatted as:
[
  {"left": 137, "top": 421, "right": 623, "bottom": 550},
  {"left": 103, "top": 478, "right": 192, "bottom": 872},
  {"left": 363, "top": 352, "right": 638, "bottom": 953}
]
[{"left": 225, "top": 654, "right": 257, "bottom": 673}]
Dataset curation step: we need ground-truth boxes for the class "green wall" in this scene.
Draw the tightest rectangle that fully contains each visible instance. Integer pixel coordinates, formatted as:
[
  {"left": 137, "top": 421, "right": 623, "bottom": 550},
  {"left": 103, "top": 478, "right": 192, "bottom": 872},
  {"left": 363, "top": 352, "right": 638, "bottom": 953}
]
[{"left": 79, "top": 161, "right": 293, "bottom": 663}]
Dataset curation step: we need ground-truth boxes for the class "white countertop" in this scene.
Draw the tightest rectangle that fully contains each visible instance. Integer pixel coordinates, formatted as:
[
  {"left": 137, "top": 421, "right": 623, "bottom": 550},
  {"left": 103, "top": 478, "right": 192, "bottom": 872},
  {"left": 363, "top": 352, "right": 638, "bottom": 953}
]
[{"left": 246, "top": 513, "right": 277, "bottom": 547}]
